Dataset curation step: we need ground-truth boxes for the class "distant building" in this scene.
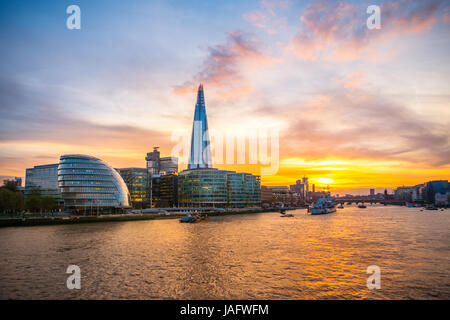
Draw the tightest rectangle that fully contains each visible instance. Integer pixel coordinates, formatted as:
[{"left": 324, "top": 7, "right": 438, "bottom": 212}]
[
  {"left": 25, "top": 164, "right": 61, "bottom": 202},
  {"left": 394, "top": 186, "right": 413, "bottom": 201},
  {"left": 267, "top": 186, "right": 289, "bottom": 193},
  {"left": 146, "top": 147, "right": 178, "bottom": 175},
  {"left": 370, "top": 189, "right": 375, "bottom": 197},
  {"left": 435, "top": 192, "right": 449, "bottom": 206},
  {"left": 146, "top": 147, "right": 161, "bottom": 175},
  {"left": 266, "top": 186, "right": 292, "bottom": 206},
  {"left": 411, "top": 184, "right": 425, "bottom": 202},
  {"left": 290, "top": 179, "right": 308, "bottom": 199},
  {"left": 303, "top": 177, "right": 309, "bottom": 193},
  {"left": 58, "top": 155, "right": 130, "bottom": 210},
  {"left": 308, "top": 191, "right": 330, "bottom": 202},
  {"left": 118, "top": 168, "right": 149, "bottom": 208},
  {"left": 424, "top": 180, "right": 449, "bottom": 204},
  {"left": 160, "top": 157, "right": 178, "bottom": 175},
  {"left": 3, "top": 177, "right": 22, "bottom": 188},
  {"left": 261, "top": 186, "right": 273, "bottom": 205}
]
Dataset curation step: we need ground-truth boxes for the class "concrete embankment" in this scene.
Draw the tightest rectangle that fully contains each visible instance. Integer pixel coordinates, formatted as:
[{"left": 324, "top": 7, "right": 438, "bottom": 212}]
[{"left": 0, "top": 208, "right": 302, "bottom": 228}]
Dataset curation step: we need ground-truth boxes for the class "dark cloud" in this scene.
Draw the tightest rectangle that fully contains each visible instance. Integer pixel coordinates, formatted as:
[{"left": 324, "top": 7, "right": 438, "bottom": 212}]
[{"left": 174, "top": 31, "right": 276, "bottom": 97}]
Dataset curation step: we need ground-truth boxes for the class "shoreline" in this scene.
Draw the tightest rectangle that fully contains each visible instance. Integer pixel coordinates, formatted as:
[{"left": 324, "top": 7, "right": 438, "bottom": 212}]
[{"left": 0, "top": 208, "right": 300, "bottom": 228}]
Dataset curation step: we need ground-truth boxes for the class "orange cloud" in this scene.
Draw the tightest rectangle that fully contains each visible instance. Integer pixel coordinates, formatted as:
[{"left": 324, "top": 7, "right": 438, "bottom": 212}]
[
  {"left": 243, "top": 0, "right": 289, "bottom": 35},
  {"left": 341, "top": 72, "right": 366, "bottom": 89},
  {"left": 289, "top": 0, "right": 445, "bottom": 62}
]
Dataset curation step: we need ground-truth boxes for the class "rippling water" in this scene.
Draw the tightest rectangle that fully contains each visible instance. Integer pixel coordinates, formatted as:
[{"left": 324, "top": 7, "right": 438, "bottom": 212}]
[{"left": 0, "top": 205, "right": 449, "bottom": 299}]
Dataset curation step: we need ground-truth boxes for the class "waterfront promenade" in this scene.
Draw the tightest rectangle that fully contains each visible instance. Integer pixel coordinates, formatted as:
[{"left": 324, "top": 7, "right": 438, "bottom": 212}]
[{"left": 0, "top": 208, "right": 298, "bottom": 228}]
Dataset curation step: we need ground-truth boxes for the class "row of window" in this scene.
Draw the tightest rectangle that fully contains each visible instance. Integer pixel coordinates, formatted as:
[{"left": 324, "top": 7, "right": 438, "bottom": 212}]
[
  {"left": 60, "top": 187, "right": 117, "bottom": 192},
  {"left": 59, "top": 163, "right": 108, "bottom": 169},
  {"left": 60, "top": 158, "right": 102, "bottom": 164},
  {"left": 58, "top": 175, "right": 116, "bottom": 181},
  {"left": 59, "top": 181, "right": 115, "bottom": 187},
  {"left": 63, "top": 199, "right": 119, "bottom": 206},
  {"left": 58, "top": 169, "right": 111, "bottom": 175},
  {"left": 61, "top": 193, "right": 117, "bottom": 200}
]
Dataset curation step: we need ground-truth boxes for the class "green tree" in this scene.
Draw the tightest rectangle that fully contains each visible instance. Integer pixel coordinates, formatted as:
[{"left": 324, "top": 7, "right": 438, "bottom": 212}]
[
  {"left": 41, "top": 197, "right": 57, "bottom": 212},
  {"left": 3, "top": 180, "right": 19, "bottom": 192},
  {"left": 26, "top": 195, "right": 41, "bottom": 213},
  {"left": 0, "top": 188, "right": 25, "bottom": 214},
  {"left": 14, "top": 191, "right": 25, "bottom": 212},
  {"left": 0, "top": 188, "right": 13, "bottom": 213}
]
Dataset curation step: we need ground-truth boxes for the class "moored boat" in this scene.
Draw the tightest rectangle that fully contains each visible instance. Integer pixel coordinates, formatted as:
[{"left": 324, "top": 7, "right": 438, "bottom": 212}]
[
  {"left": 280, "top": 213, "right": 294, "bottom": 217},
  {"left": 310, "top": 196, "right": 337, "bottom": 215},
  {"left": 179, "top": 213, "right": 196, "bottom": 223}
]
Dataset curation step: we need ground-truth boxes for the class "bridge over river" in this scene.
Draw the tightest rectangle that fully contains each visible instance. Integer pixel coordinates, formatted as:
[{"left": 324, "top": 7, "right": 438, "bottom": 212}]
[{"left": 336, "top": 198, "right": 406, "bottom": 205}]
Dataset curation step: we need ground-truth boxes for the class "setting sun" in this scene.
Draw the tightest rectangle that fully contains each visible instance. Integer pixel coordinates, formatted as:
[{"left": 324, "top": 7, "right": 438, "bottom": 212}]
[{"left": 311, "top": 178, "right": 334, "bottom": 185}]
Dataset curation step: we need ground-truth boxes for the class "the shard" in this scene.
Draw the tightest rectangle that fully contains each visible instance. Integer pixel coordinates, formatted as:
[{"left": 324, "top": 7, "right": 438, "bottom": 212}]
[{"left": 188, "top": 84, "right": 212, "bottom": 169}]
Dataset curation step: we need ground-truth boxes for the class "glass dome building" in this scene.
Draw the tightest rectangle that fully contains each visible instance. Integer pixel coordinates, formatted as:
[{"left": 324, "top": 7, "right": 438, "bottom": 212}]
[{"left": 58, "top": 154, "right": 130, "bottom": 209}]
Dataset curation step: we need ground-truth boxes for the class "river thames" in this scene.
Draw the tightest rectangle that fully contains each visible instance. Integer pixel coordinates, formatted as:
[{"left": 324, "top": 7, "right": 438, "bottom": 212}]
[{"left": 0, "top": 205, "right": 449, "bottom": 299}]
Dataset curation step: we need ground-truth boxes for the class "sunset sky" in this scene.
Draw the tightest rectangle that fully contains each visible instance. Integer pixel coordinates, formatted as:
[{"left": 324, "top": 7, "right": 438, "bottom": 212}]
[{"left": 0, "top": 0, "right": 449, "bottom": 193}]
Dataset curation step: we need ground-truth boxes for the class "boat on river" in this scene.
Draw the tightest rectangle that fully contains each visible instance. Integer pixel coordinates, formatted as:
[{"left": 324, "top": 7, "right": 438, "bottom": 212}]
[
  {"left": 180, "top": 213, "right": 210, "bottom": 223},
  {"left": 310, "top": 196, "right": 337, "bottom": 215},
  {"left": 179, "top": 214, "right": 196, "bottom": 223}
]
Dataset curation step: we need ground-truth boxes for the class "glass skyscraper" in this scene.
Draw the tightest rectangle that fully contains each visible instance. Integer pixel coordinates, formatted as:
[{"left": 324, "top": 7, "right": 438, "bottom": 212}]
[
  {"left": 179, "top": 84, "right": 261, "bottom": 208},
  {"left": 188, "top": 84, "right": 212, "bottom": 169}
]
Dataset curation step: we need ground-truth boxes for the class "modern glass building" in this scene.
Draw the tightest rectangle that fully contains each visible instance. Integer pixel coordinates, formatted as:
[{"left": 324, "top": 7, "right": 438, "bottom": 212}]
[
  {"left": 58, "top": 155, "right": 130, "bottom": 209},
  {"left": 179, "top": 84, "right": 261, "bottom": 208},
  {"left": 25, "top": 164, "right": 62, "bottom": 202},
  {"left": 189, "top": 84, "right": 212, "bottom": 169},
  {"left": 178, "top": 168, "right": 260, "bottom": 208},
  {"left": 159, "top": 174, "right": 178, "bottom": 207},
  {"left": 178, "top": 168, "right": 228, "bottom": 207},
  {"left": 227, "top": 172, "right": 261, "bottom": 208},
  {"left": 118, "top": 168, "right": 149, "bottom": 208},
  {"left": 424, "top": 180, "right": 449, "bottom": 203}
]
